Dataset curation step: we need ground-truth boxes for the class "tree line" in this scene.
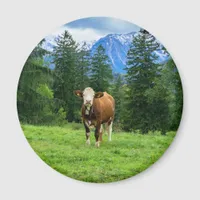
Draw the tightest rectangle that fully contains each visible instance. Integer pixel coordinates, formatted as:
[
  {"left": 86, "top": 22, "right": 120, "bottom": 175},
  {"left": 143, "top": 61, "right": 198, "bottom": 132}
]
[{"left": 17, "top": 29, "right": 183, "bottom": 133}]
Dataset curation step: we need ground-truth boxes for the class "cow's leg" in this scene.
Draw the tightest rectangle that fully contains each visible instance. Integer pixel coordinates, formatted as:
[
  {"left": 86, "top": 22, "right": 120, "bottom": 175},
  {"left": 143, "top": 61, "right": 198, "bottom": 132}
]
[
  {"left": 95, "top": 122, "right": 101, "bottom": 147},
  {"left": 107, "top": 121, "right": 113, "bottom": 142},
  {"left": 99, "top": 124, "right": 103, "bottom": 142},
  {"left": 104, "top": 123, "right": 108, "bottom": 135},
  {"left": 84, "top": 121, "right": 90, "bottom": 145}
]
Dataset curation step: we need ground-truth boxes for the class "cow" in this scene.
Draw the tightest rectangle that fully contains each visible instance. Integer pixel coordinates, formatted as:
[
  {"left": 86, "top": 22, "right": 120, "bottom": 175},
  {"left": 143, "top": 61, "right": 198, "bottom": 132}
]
[{"left": 74, "top": 87, "right": 115, "bottom": 147}]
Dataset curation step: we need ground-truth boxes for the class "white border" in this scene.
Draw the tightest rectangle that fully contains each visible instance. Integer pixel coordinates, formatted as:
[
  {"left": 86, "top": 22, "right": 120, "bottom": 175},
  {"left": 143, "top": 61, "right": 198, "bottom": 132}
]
[{"left": 1, "top": 0, "right": 200, "bottom": 199}]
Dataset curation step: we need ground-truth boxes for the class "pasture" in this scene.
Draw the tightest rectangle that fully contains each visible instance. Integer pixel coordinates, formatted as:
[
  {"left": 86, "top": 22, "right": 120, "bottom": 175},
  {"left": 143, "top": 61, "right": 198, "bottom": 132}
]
[{"left": 21, "top": 123, "right": 176, "bottom": 183}]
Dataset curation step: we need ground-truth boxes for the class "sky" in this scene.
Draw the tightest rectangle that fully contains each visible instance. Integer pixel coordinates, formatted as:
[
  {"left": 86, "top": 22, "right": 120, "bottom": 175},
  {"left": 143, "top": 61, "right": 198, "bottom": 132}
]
[{"left": 50, "top": 17, "right": 140, "bottom": 42}]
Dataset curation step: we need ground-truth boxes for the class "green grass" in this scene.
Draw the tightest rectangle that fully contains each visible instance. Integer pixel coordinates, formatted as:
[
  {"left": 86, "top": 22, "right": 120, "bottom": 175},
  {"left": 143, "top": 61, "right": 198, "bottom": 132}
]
[{"left": 21, "top": 123, "right": 176, "bottom": 183}]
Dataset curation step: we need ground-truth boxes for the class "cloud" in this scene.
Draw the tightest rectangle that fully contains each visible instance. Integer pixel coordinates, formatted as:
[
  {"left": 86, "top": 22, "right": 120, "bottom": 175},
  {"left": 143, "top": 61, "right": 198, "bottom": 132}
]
[
  {"left": 65, "top": 17, "right": 140, "bottom": 34},
  {"left": 45, "top": 17, "right": 140, "bottom": 43},
  {"left": 47, "top": 26, "right": 105, "bottom": 43},
  {"left": 64, "top": 27, "right": 105, "bottom": 42}
]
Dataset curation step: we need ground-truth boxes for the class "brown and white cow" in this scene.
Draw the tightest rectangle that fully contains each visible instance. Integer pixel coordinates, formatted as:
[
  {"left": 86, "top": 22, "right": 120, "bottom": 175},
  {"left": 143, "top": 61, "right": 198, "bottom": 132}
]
[{"left": 74, "top": 87, "right": 115, "bottom": 147}]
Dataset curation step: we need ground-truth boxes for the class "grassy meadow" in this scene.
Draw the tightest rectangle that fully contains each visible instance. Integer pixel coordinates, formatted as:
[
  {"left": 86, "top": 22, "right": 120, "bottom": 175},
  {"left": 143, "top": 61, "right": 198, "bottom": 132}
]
[{"left": 21, "top": 123, "right": 176, "bottom": 183}]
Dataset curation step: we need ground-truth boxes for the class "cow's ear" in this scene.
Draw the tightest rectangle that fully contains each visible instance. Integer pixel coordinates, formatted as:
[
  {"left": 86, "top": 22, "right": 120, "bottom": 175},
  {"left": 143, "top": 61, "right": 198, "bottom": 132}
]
[
  {"left": 94, "top": 92, "right": 104, "bottom": 98},
  {"left": 74, "top": 90, "right": 83, "bottom": 97}
]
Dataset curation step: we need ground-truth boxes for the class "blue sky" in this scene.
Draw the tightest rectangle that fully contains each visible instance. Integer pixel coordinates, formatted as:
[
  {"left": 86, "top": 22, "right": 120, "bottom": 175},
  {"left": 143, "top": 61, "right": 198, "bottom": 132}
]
[{"left": 55, "top": 17, "right": 140, "bottom": 42}]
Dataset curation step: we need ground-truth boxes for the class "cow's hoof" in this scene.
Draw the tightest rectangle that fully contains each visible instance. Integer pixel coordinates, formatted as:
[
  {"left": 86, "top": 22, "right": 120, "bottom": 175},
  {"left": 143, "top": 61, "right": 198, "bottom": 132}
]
[
  {"left": 95, "top": 141, "right": 100, "bottom": 148},
  {"left": 86, "top": 140, "right": 90, "bottom": 145}
]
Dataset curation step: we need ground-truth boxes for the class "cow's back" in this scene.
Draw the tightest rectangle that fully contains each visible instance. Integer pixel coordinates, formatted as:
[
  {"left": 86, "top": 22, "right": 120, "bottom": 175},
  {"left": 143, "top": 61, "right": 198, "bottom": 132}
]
[{"left": 93, "top": 92, "right": 115, "bottom": 123}]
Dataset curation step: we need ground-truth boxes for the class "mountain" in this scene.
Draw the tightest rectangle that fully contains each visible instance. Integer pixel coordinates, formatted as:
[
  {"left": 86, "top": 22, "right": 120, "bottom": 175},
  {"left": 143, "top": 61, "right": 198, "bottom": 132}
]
[
  {"left": 90, "top": 32, "right": 135, "bottom": 73},
  {"left": 42, "top": 31, "right": 170, "bottom": 73},
  {"left": 78, "top": 40, "right": 96, "bottom": 51},
  {"left": 42, "top": 34, "right": 57, "bottom": 52},
  {"left": 42, "top": 35, "right": 96, "bottom": 52}
]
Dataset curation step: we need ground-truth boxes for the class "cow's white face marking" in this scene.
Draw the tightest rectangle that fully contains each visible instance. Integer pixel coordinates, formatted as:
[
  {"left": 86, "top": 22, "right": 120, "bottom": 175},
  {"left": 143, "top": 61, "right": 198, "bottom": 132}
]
[{"left": 83, "top": 87, "right": 95, "bottom": 107}]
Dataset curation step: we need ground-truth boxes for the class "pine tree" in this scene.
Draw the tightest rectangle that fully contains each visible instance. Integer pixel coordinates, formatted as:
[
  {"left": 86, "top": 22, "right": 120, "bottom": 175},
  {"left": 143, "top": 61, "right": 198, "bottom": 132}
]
[
  {"left": 112, "top": 74, "right": 124, "bottom": 122},
  {"left": 160, "top": 59, "right": 183, "bottom": 131},
  {"left": 17, "top": 39, "right": 55, "bottom": 124},
  {"left": 90, "top": 45, "right": 113, "bottom": 92},
  {"left": 75, "top": 42, "right": 90, "bottom": 90},
  {"left": 53, "top": 31, "right": 78, "bottom": 122},
  {"left": 72, "top": 42, "right": 91, "bottom": 122},
  {"left": 28, "top": 39, "right": 48, "bottom": 59},
  {"left": 144, "top": 58, "right": 183, "bottom": 133},
  {"left": 124, "top": 29, "right": 161, "bottom": 133}
]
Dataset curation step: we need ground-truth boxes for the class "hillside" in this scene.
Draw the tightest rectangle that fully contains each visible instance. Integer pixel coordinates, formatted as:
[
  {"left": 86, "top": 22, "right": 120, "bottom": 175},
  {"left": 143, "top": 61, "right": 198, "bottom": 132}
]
[{"left": 22, "top": 123, "right": 175, "bottom": 183}]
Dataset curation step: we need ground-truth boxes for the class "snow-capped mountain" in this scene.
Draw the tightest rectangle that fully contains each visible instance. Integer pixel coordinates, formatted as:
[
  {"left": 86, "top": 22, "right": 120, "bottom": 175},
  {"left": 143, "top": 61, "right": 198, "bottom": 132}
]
[
  {"left": 90, "top": 32, "right": 169, "bottom": 73},
  {"left": 78, "top": 40, "right": 96, "bottom": 51},
  {"left": 90, "top": 32, "right": 136, "bottom": 73},
  {"left": 42, "top": 35, "right": 96, "bottom": 52},
  {"left": 42, "top": 31, "right": 169, "bottom": 73},
  {"left": 42, "top": 34, "right": 57, "bottom": 52}
]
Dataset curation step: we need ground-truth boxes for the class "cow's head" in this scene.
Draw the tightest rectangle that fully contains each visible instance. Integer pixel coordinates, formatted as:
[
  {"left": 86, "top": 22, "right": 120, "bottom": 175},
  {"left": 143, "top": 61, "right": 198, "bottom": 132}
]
[{"left": 74, "top": 87, "right": 104, "bottom": 108}]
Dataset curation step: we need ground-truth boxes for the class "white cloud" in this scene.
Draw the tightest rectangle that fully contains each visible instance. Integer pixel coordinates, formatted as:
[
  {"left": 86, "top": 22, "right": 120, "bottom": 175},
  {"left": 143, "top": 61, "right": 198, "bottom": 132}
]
[
  {"left": 49, "top": 26, "right": 105, "bottom": 43},
  {"left": 67, "top": 27, "right": 105, "bottom": 42}
]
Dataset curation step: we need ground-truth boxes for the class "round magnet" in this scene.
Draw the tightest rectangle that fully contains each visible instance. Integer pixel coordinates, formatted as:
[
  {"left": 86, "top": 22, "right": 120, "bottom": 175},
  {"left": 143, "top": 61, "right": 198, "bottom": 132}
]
[{"left": 17, "top": 17, "right": 183, "bottom": 183}]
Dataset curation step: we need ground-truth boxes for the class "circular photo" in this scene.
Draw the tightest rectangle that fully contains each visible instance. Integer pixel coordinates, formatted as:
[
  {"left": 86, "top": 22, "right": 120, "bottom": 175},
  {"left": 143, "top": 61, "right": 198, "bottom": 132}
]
[{"left": 17, "top": 17, "right": 183, "bottom": 183}]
